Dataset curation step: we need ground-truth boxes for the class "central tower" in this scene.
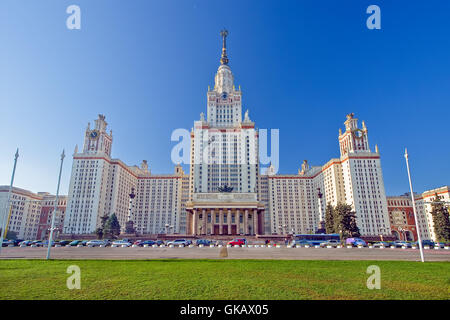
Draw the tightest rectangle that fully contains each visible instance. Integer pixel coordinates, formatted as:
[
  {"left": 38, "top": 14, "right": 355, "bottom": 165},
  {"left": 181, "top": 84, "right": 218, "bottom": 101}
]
[
  {"left": 187, "top": 30, "right": 265, "bottom": 236},
  {"left": 207, "top": 29, "right": 242, "bottom": 127}
]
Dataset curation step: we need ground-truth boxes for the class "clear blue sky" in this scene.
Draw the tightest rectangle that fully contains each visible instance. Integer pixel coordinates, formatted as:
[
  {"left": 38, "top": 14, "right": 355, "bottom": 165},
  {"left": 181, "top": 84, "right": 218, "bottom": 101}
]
[{"left": 1, "top": 0, "right": 449, "bottom": 195}]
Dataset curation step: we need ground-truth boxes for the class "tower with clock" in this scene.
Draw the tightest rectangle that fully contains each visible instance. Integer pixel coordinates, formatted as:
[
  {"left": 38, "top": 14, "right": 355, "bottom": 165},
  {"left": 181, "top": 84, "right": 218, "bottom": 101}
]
[
  {"left": 82, "top": 114, "right": 113, "bottom": 156},
  {"left": 337, "top": 113, "right": 390, "bottom": 236},
  {"left": 339, "top": 113, "right": 370, "bottom": 156}
]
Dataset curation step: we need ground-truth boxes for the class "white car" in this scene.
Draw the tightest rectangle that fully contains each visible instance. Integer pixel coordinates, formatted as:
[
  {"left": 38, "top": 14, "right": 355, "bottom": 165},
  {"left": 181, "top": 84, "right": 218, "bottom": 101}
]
[
  {"left": 112, "top": 240, "right": 132, "bottom": 247},
  {"left": 86, "top": 240, "right": 107, "bottom": 247},
  {"left": 166, "top": 239, "right": 191, "bottom": 247}
]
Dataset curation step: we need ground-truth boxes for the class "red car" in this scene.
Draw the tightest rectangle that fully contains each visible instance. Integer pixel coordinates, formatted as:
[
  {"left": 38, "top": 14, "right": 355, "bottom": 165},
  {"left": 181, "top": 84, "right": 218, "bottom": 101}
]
[{"left": 227, "top": 238, "right": 247, "bottom": 246}]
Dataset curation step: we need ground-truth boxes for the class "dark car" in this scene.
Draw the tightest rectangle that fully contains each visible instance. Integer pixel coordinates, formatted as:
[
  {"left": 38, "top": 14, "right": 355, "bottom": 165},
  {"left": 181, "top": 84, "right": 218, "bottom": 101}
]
[
  {"left": 2, "top": 240, "right": 15, "bottom": 247},
  {"left": 138, "top": 240, "right": 157, "bottom": 246},
  {"left": 58, "top": 240, "right": 71, "bottom": 246},
  {"left": 12, "top": 239, "right": 24, "bottom": 246},
  {"left": 195, "top": 239, "right": 212, "bottom": 246},
  {"left": 69, "top": 240, "right": 82, "bottom": 246},
  {"left": 416, "top": 240, "right": 435, "bottom": 248},
  {"left": 32, "top": 240, "right": 45, "bottom": 247},
  {"left": 391, "top": 241, "right": 411, "bottom": 248}
]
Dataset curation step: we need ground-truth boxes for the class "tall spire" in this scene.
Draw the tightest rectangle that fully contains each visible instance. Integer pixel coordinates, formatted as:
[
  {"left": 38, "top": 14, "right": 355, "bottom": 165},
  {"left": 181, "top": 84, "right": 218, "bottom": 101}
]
[{"left": 220, "top": 29, "right": 229, "bottom": 65}]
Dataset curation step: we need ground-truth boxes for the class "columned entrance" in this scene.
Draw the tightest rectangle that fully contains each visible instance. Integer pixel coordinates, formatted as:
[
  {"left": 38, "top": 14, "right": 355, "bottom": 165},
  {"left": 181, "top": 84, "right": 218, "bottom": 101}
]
[{"left": 186, "top": 193, "right": 265, "bottom": 236}]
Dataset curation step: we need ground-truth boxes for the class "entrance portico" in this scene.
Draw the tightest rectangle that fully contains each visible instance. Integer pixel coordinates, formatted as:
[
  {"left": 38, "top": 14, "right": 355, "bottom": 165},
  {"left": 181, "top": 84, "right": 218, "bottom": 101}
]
[{"left": 186, "top": 193, "right": 265, "bottom": 236}]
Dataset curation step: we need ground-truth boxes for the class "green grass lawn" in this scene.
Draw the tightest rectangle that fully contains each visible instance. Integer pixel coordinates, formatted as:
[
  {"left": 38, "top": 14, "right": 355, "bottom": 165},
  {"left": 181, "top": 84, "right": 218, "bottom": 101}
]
[{"left": 0, "top": 259, "right": 449, "bottom": 300}]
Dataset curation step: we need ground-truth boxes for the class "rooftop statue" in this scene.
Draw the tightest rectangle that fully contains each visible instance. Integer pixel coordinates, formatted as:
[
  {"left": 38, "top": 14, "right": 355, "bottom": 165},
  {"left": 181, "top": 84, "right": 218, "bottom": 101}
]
[{"left": 218, "top": 184, "right": 233, "bottom": 193}]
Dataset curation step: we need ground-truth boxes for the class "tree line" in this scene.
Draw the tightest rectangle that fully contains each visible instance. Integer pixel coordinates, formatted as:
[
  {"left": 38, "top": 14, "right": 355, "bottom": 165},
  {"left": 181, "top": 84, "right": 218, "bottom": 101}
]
[
  {"left": 325, "top": 203, "right": 360, "bottom": 239},
  {"left": 324, "top": 195, "right": 450, "bottom": 243},
  {"left": 95, "top": 213, "right": 121, "bottom": 239}
]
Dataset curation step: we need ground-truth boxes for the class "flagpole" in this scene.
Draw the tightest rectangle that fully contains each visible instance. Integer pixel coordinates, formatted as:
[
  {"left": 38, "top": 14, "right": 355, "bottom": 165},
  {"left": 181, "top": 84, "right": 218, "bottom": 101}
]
[
  {"left": 0, "top": 149, "right": 19, "bottom": 254},
  {"left": 46, "top": 150, "right": 65, "bottom": 260},
  {"left": 404, "top": 148, "right": 425, "bottom": 262}
]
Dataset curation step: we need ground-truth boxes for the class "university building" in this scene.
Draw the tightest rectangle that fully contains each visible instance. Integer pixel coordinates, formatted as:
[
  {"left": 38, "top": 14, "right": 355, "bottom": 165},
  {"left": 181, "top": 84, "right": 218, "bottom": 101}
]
[
  {"left": 1, "top": 32, "right": 448, "bottom": 242},
  {"left": 0, "top": 186, "right": 67, "bottom": 240},
  {"left": 61, "top": 31, "right": 392, "bottom": 238},
  {"left": 387, "top": 186, "right": 450, "bottom": 242}
]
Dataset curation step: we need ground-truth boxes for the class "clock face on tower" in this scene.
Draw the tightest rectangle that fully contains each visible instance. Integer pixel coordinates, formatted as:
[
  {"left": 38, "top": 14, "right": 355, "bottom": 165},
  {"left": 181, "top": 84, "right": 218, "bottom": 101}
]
[
  {"left": 221, "top": 92, "right": 228, "bottom": 99},
  {"left": 353, "top": 129, "right": 364, "bottom": 138},
  {"left": 90, "top": 130, "right": 99, "bottom": 139}
]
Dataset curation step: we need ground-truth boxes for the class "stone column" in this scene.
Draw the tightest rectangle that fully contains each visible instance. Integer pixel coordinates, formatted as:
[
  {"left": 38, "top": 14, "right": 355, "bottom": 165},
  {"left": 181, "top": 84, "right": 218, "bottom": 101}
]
[
  {"left": 202, "top": 209, "right": 207, "bottom": 235},
  {"left": 211, "top": 209, "right": 215, "bottom": 235},
  {"left": 253, "top": 209, "right": 258, "bottom": 235},
  {"left": 192, "top": 209, "right": 197, "bottom": 235},
  {"left": 227, "top": 209, "right": 232, "bottom": 235},
  {"left": 187, "top": 211, "right": 192, "bottom": 235},
  {"left": 219, "top": 209, "right": 223, "bottom": 235},
  {"left": 259, "top": 211, "right": 264, "bottom": 235},
  {"left": 244, "top": 209, "right": 248, "bottom": 235},
  {"left": 236, "top": 209, "right": 240, "bottom": 235}
]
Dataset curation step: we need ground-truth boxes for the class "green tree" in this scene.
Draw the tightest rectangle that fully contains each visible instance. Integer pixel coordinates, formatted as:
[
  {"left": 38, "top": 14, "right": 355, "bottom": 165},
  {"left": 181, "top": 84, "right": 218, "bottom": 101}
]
[
  {"left": 95, "top": 214, "right": 110, "bottom": 239},
  {"left": 333, "top": 203, "right": 360, "bottom": 239},
  {"left": 430, "top": 194, "right": 450, "bottom": 242},
  {"left": 100, "top": 214, "right": 109, "bottom": 229},
  {"left": 95, "top": 227, "right": 104, "bottom": 240},
  {"left": 104, "top": 213, "right": 121, "bottom": 239},
  {"left": 325, "top": 204, "right": 335, "bottom": 233}
]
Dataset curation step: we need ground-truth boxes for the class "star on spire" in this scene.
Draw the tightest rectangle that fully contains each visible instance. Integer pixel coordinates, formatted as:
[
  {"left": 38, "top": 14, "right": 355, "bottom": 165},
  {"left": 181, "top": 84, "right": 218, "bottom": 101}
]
[{"left": 220, "top": 29, "right": 229, "bottom": 65}]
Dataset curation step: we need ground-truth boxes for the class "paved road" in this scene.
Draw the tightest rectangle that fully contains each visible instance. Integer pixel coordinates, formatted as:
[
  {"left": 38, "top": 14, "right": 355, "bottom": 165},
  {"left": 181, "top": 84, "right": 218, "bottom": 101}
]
[{"left": 1, "top": 246, "right": 449, "bottom": 261}]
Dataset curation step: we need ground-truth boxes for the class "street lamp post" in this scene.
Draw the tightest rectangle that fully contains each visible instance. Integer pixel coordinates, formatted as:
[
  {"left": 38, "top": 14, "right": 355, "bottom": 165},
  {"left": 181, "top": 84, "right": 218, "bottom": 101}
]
[
  {"left": 46, "top": 150, "right": 65, "bottom": 260},
  {"left": 0, "top": 149, "right": 19, "bottom": 254},
  {"left": 404, "top": 148, "right": 425, "bottom": 262},
  {"left": 379, "top": 227, "right": 387, "bottom": 242},
  {"left": 316, "top": 188, "right": 326, "bottom": 233}
]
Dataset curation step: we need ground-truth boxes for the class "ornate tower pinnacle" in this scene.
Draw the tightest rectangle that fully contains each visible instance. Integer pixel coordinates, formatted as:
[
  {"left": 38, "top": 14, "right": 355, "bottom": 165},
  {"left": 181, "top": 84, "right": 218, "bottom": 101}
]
[{"left": 220, "top": 29, "right": 229, "bottom": 65}]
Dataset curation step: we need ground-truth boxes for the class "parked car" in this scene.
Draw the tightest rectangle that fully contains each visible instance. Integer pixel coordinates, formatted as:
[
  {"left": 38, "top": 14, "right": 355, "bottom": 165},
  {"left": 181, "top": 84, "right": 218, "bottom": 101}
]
[
  {"left": 195, "top": 239, "right": 212, "bottom": 246},
  {"left": 137, "top": 240, "right": 157, "bottom": 246},
  {"left": 372, "top": 241, "right": 390, "bottom": 248},
  {"left": 32, "top": 240, "right": 45, "bottom": 247},
  {"left": 86, "top": 240, "right": 108, "bottom": 247},
  {"left": 13, "top": 239, "right": 23, "bottom": 247},
  {"left": 69, "top": 240, "right": 83, "bottom": 246},
  {"left": 320, "top": 239, "right": 341, "bottom": 247},
  {"left": 411, "top": 240, "right": 436, "bottom": 248},
  {"left": 2, "top": 239, "right": 15, "bottom": 247},
  {"left": 419, "top": 240, "right": 436, "bottom": 248},
  {"left": 228, "top": 238, "right": 247, "bottom": 246},
  {"left": 19, "top": 240, "right": 33, "bottom": 246},
  {"left": 112, "top": 240, "right": 132, "bottom": 247},
  {"left": 58, "top": 240, "right": 71, "bottom": 246},
  {"left": 391, "top": 241, "right": 411, "bottom": 248},
  {"left": 166, "top": 239, "right": 191, "bottom": 247},
  {"left": 290, "top": 239, "right": 311, "bottom": 247},
  {"left": 345, "top": 238, "right": 367, "bottom": 247}
]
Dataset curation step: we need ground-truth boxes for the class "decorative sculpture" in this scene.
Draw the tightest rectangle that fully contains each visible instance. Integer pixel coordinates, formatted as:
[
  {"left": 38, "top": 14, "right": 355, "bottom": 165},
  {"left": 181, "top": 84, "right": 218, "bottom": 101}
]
[{"left": 218, "top": 184, "right": 233, "bottom": 193}]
